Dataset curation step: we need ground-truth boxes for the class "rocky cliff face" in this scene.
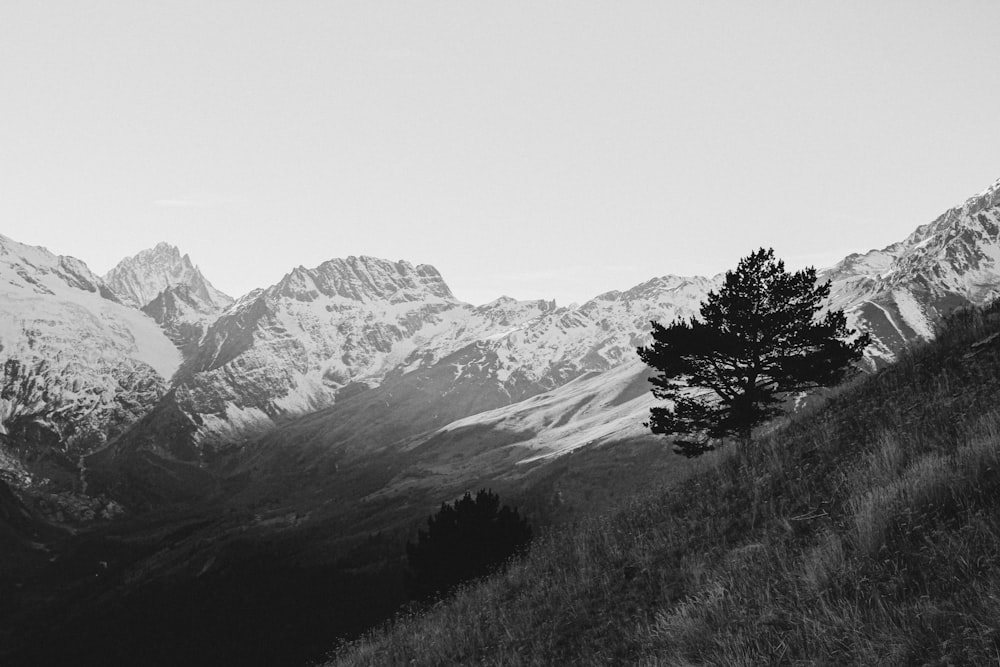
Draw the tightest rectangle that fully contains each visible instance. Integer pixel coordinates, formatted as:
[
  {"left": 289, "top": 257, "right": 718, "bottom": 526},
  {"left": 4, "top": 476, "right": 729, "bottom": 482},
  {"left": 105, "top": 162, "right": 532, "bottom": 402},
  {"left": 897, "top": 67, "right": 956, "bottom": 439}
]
[{"left": 0, "top": 235, "right": 179, "bottom": 508}]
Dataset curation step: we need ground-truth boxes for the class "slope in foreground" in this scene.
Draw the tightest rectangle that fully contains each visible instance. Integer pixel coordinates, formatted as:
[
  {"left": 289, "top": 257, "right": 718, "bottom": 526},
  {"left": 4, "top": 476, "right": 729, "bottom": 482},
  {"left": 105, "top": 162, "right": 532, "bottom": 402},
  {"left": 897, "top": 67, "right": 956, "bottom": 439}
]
[{"left": 331, "top": 300, "right": 1000, "bottom": 666}]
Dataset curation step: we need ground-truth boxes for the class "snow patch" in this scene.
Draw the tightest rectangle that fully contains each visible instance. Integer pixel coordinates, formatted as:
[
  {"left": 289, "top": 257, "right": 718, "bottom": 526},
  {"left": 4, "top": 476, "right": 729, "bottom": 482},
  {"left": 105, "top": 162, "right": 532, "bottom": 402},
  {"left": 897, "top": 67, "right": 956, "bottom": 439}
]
[
  {"left": 438, "top": 359, "right": 655, "bottom": 463},
  {"left": 483, "top": 327, "right": 522, "bottom": 341},
  {"left": 196, "top": 403, "right": 273, "bottom": 444},
  {"left": 892, "top": 289, "right": 935, "bottom": 340}
]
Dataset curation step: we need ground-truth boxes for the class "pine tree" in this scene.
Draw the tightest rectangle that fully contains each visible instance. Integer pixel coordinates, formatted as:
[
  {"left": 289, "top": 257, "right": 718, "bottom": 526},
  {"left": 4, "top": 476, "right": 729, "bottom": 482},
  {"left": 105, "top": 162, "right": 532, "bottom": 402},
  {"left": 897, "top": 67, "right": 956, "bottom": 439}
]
[{"left": 637, "top": 248, "right": 869, "bottom": 457}]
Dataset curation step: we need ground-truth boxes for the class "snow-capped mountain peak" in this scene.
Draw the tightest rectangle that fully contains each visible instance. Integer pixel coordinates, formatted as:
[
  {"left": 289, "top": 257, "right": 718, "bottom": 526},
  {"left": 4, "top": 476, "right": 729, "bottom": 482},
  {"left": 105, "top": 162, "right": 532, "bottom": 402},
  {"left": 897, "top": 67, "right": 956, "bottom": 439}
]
[
  {"left": 0, "top": 233, "right": 119, "bottom": 301},
  {"left": 272, "top": 255, "right": 456, "bottom": 304},
  {"left": 104, "top": 242, "right": 233, "bottom": 310},
  {"left": 821, "top": 175, "right": 1000, "bottom": 364},
  {"left": 884, "top": 177, "right": 1000, "bottom": 297}
]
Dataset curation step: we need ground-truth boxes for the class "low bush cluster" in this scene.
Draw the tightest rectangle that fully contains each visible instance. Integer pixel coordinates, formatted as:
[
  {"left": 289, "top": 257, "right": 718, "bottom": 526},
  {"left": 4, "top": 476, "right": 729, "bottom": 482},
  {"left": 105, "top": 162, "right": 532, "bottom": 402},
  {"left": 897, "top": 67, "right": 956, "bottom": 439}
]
[{"left": 404, "top": 489, "right": 532, "bottom": 602}]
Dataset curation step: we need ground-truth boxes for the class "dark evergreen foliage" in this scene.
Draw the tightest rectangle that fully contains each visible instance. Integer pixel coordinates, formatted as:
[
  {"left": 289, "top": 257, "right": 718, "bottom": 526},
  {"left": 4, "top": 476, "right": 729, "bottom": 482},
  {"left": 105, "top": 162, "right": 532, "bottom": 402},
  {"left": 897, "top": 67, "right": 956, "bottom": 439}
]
[
  {"left": 405, "top": 489, "right": 532, "bottom": 601},
  {"left": 637, "top": 247, "right": 869, "bottom": 456}
]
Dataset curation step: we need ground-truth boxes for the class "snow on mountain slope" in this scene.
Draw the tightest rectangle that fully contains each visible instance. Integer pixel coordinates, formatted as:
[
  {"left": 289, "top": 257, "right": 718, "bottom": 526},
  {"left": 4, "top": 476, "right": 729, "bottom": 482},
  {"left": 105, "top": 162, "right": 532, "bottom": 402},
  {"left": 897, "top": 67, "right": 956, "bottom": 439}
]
[
  {"left": 221, "top": 347, "right": 695, "bottom": 524},
  {"left": 212, "top": 275, "right": 717, "bottom": 493},
  {"left": 0, "top": 234, "right": 179, "bottom": 489},
  {"left": 154, "top": 257, "right": 558, "bottom": 450},
  {"left": 435, "top": 358, "right": 656, "bottom": 464},
  {"left": 461, "top": 275, "right": 716, "bottom": 390},
  {"left": 113, "top": 243, "right": 717, "bottom": 469},
  {"left": 273, "top": 190, "right": 1000, "bottom": 512},
  {"left": 886, "top": 177, "right": 1000, "bottom": 300},
  {"left": 260, "top": 178, "right": 1000, "bottom": 493},
  {"left": 824, "top": 176, "right": 1000, "bottom": 364}
]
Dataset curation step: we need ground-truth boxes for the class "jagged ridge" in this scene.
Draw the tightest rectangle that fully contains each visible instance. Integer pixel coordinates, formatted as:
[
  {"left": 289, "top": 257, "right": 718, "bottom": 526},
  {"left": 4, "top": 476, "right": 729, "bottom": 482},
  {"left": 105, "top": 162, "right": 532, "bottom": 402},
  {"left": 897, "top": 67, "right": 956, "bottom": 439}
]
[{"left": 103, "top": 242, "right": 233, "bottom": 310}]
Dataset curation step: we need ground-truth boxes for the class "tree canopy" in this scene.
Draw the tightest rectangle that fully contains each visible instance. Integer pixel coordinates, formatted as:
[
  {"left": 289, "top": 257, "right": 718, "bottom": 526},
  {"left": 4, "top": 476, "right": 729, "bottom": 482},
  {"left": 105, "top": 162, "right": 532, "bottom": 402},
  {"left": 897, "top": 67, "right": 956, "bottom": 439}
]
[{"left": 637, "top": 247, "right": 869, "bottom": 457}]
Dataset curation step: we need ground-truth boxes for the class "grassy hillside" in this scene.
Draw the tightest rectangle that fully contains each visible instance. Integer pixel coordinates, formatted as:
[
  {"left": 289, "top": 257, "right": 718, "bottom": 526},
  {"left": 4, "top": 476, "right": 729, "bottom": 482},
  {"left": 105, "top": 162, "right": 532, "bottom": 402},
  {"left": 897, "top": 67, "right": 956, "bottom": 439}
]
[{"left": 328, "top": 301, "right": 1000, "bottom": 666}]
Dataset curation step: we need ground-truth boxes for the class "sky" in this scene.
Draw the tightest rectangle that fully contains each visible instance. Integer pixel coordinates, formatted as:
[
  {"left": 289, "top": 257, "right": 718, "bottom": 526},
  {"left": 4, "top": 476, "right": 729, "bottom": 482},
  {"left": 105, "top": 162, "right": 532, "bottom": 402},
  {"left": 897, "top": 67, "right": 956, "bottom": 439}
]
[{"left": 2, "top": 2, "right": 1000, "bottom": 307}]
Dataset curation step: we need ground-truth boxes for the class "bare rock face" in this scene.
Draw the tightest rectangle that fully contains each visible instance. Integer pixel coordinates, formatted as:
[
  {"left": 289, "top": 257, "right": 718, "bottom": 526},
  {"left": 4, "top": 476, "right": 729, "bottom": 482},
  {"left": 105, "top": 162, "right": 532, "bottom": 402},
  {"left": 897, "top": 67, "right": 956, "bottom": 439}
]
[{"left": 0, "top": 234, "right": 179, "bottom": 499}]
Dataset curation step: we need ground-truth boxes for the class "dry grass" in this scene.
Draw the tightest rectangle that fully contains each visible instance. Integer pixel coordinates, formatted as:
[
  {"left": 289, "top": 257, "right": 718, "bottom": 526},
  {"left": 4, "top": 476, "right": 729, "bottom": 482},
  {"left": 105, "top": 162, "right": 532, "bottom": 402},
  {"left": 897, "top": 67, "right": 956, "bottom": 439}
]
[{"left": 326, "top": 302, "right": 1000, "bottom": 666}]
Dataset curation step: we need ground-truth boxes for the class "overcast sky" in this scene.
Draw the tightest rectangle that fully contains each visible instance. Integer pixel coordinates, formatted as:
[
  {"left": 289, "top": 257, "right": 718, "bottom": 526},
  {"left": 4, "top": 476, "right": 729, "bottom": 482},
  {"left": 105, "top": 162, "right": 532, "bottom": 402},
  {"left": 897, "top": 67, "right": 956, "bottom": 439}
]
[{"left": 2, "top": 2, "right": 999, "bottom": 306}]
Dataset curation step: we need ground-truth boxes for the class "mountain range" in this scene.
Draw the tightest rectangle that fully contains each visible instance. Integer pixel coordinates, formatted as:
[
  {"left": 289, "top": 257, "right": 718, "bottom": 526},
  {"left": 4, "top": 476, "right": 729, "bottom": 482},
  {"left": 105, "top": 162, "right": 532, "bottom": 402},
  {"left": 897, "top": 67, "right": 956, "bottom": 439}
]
[
  {"left": 3, "top": 175, "right": 1000, "bottom": 665},
  {"left": 1, "top": 177, "right": 1000, "bottom": 520}
]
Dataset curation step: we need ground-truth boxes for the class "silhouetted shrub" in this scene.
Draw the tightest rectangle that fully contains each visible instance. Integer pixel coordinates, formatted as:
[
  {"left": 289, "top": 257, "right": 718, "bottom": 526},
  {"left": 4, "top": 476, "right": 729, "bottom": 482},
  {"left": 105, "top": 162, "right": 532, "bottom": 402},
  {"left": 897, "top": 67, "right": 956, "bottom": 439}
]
[{"left": 405, "top": 489, "right": 532, "bottom": 601}]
